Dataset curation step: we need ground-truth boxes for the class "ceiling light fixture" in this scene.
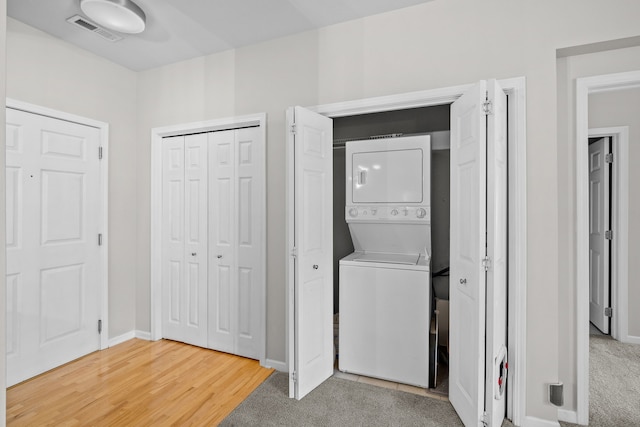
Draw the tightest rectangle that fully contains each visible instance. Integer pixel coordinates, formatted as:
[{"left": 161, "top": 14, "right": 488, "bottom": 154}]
[{"left": 80, "top": 0, "right": 146, "bottom": 34}]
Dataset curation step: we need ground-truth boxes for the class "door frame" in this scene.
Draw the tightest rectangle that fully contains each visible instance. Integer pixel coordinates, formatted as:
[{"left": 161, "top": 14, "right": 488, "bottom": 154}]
[
  {"left": 286, "top": 77, "right": 527, "bottom": 425},
  {"left": 575, "top": 69, "right": 640, "bottom": 425},
  {"left": 587, "top": 128, "right": 627, "bottom": 338},
  {"left": 6, "top": 98, "right": 110, "bottom": 351},
  {"left": 149, "top": 113, "right": 267, "bottom": 366}
]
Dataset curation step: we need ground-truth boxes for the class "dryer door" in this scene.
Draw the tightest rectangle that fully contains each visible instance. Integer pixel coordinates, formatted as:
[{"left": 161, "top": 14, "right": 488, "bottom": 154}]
[
  {"left": 346, "top": 135, "right": 430, "bottom": 205},
  {"left": 352, "top": 148, "right": 423, "bottom": 203}
]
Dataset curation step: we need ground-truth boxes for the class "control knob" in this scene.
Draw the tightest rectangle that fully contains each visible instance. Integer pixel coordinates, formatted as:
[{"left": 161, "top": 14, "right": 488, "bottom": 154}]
[
  {"left": 391, "top": 209, "right": 399, "bottom": 216},
  {"left": 416, "top": 208, "right": 427, "bottom": 219},
  {"left": 348, "top": 208, "right": 358, "bottom": 217}
]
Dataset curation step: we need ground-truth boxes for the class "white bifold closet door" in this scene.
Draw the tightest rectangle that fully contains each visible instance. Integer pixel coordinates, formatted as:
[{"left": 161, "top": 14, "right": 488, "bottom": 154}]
[
  {"left": 208, "top": 127, "right": 263, "bottom": 359},
  {"left": 161, "top": 134, "right": 209, "bottom": 348},
  {"left": 449, "top": 80, "right": 507, "bottom": 427}
]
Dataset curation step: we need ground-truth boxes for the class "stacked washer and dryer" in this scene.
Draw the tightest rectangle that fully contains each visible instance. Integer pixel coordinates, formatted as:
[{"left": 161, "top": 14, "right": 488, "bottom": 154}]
[{"left": 339, "top": 134, "right": 432, "bottom": 388}]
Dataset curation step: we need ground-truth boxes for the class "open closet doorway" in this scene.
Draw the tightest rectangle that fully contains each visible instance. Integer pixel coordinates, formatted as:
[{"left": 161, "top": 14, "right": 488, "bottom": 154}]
[{"left": 286, "top": 77, "right": 528, "bottom": 427}]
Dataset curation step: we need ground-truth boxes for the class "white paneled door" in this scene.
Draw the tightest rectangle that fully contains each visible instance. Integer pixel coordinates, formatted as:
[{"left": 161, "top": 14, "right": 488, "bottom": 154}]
[
  {"left": 6, "top": 108, "right": 102, "bottom": 387},
  {"left": 161, "top": 134, "right": 208, "bottom": 348},
  {"left": 161, "top": 126, "right": 264, "bottom": 359},
  {"left": 209, "top": 127, "right": 264, "bottom": 359},
  {"left": 287, "top": 106, "right": 333, "bottom": 400},
  {"left": 450, "top": 80, "right": 507, "bottom": 427},
  {"left": 589, "top": 137, "right": 611, "bottom": 334}
]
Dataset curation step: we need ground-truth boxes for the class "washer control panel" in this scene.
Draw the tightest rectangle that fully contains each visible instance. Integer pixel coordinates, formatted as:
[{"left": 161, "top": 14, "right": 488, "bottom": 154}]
[{"left": 346, "top": 205, "right": 430, "bottom": 222}]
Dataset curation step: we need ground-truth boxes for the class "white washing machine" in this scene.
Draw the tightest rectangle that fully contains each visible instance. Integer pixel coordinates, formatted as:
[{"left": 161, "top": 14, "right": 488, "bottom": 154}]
[{"left": 338, "top": 134, "right": 432, "bottom": 388}]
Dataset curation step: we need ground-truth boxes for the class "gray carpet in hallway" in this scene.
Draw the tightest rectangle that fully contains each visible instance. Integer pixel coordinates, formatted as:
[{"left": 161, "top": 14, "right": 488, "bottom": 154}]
[
  {"left": 221, "top": 372, "right": 518, "bottom": 427},
  {"left": 589, "top": 335, "right": 640, "bottom": 426}
]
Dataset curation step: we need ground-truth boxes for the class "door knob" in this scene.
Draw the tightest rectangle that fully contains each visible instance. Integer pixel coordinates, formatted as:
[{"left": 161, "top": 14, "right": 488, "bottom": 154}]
[{"left": 313, "top": 265, "right": 319, "bottom": 270}]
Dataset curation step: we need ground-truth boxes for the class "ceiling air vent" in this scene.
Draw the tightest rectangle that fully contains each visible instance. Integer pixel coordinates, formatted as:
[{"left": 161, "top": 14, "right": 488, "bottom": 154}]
[{"left": 66, "top": 15, "right": 122, "bottom": 42}]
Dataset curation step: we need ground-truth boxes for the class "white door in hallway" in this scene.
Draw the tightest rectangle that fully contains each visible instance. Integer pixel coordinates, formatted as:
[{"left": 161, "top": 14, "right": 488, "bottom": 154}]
[
  {"left": 588, "top": 137, "right": 611, "bottom": 334},
  {"left": 161, "top": 134, "right": 209, "bottom": 348},
  {"left": 6, "top": 108, "right": 103, "bottom": 387},
  {"left": 287, "top": 106, "right": 334, "bottom": 400},
  {"left": 449, "top": 80, "right": 508, "bottom": 427}
]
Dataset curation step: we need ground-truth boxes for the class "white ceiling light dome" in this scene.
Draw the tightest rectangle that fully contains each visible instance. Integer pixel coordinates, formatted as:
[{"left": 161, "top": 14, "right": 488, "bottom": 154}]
[{"left": 80, "top": 0, "right": 146, "bottom": 34}]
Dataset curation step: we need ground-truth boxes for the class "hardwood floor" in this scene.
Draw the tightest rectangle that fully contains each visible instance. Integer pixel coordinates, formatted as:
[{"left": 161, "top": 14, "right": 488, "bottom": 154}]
[{"left": 7, "top": 339, "right": 274, "bottom": 426}]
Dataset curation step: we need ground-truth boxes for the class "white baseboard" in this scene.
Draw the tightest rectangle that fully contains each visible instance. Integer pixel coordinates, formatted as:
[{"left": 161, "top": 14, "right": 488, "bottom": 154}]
[
  {"left": 135, "top": 330, "right": 152, "bottom": 340},
  {"left": 264, "top": 358, "right": 287, "bottom": 372},
  {"left": 522, "top": 415, "right": 561, "bottom": 427},
  {"left": 109, "top": 331, "right": 136, "bottom": 347},
  {"left": 558, "top": 409, "right": 578, "bottom": 424},
  {"left": 108, "top": 330, "right": 152, "bottom": 347},
  {"left": 622, "top": 335, "right": 640, "bottom": 345}
]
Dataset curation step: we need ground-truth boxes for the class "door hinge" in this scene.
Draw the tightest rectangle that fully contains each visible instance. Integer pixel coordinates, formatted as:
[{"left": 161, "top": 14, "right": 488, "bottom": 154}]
[
  {"left": 604, "top": 307, "right": 613, "bottom": 318},
  {"left": 99, "top": 146, "right": 103, "bottom": 160},
  {"left": 98, "top": 319, "right": 102, "bottom": 334},
  {"left": 291, "top": 371, "right": 297, "bottom": 382},
  {"left": 290, "top": 247, "right": 298, "bottom": 258},
  {"left": 605, "top": 152, "right": 613, "bottom": 163},
  {"left": 481, "top": 412, "right": 489, "bottom": 427},
  {"left": 482, "top": 99, "right": 493, "bottom": 115},
  {"left": 482, "top": 256, "right": 492, "bottom": 272},
  {"left": 605, "top": 230, "right": 613, "bottom": 240},
  {"left": 290, "top": 124, "right": 297, "bottom": 135},
  {"left": 98, "top": 233, "right": 103, "bottom": 246}
]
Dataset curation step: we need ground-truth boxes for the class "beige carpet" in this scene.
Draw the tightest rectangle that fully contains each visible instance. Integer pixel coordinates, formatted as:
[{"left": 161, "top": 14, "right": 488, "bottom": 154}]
[{"left": 589, "top": 335, "right": 640, "bottom": 426}]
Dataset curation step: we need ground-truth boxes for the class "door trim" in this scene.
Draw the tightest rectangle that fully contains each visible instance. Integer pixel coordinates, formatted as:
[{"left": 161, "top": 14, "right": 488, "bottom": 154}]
[
  {"left": 286, "top": 77, "right": 527, "bottom": 425},
  {"left": 575, "top": 70, "right": 640, "bottom": 425},
  {"left": 149, "top": 113, "right": 267, "bottom": 366},
  {"left": 6, "top": 98, "right": 110, "bottom": 351}
]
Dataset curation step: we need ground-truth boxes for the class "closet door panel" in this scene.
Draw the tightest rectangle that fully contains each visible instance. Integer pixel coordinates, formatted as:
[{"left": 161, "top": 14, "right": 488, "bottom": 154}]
[
  {"left": 208, "top": 130, "right": 236, "bottom": 352},
  {"left": 181, "top": 134, "right": 208, "bottom": 347},
  {"left": 162, "top": 134, "right": 208, "bottom": 348},
  {"left": 162, "top": 136, "right": 186, "bottom": 341},
  {"left": 235, "top": 127, "right": 263, "bottom": 359}
]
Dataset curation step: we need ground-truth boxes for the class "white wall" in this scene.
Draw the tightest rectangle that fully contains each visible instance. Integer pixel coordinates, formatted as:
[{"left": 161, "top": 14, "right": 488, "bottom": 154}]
[
  {"left": 557, "top": 46, "right": 640, "bottom": 413},
  {"left": 5, "top": 18, "right": 139, "bottom": 339},
  {"left": 589, "top": 88, "right": 640, "bottom": 338},
  {"left": 133, "top": 1, "right": 640, "bottom": 422},
  {"left": 4, "top": 0, "right": 640, "bottom": 423},
  {"left": 1, "top": 0, "right": 8, "bottom": 422}
]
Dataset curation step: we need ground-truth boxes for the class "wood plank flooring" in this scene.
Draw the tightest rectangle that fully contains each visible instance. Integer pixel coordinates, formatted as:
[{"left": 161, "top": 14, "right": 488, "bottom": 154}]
[{"left": 7, "top": 339, "right": 274, "bottom": 426}]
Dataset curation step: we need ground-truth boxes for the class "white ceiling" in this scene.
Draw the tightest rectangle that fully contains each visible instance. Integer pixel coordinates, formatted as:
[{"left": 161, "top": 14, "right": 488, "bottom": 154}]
[{"left": 8, "top": 0, "right": 432, "bottom": 71}]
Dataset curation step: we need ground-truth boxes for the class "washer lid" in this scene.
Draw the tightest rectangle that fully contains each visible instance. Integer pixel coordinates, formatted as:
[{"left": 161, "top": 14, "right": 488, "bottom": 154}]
[
  {"left": 348, "top": 222, "right": 431, "bottom": 256},
  {"left": 352, "top": 252, "right": 419, "bottom": 265}
]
